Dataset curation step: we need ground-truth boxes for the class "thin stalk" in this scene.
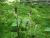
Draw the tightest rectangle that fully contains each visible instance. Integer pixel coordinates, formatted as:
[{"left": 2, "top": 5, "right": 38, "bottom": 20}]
[{"left": 15, "top": 7, "right": 19, "bottom": 38}]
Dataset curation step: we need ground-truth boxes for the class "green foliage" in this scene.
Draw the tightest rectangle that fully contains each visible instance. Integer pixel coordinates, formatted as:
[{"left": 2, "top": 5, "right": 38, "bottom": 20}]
[
  {"left": 0, "top": 0, "right": 50, "bottom": 38},
  {"left": 0, "top": 0, "right": 6, "bottom": 2}
]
